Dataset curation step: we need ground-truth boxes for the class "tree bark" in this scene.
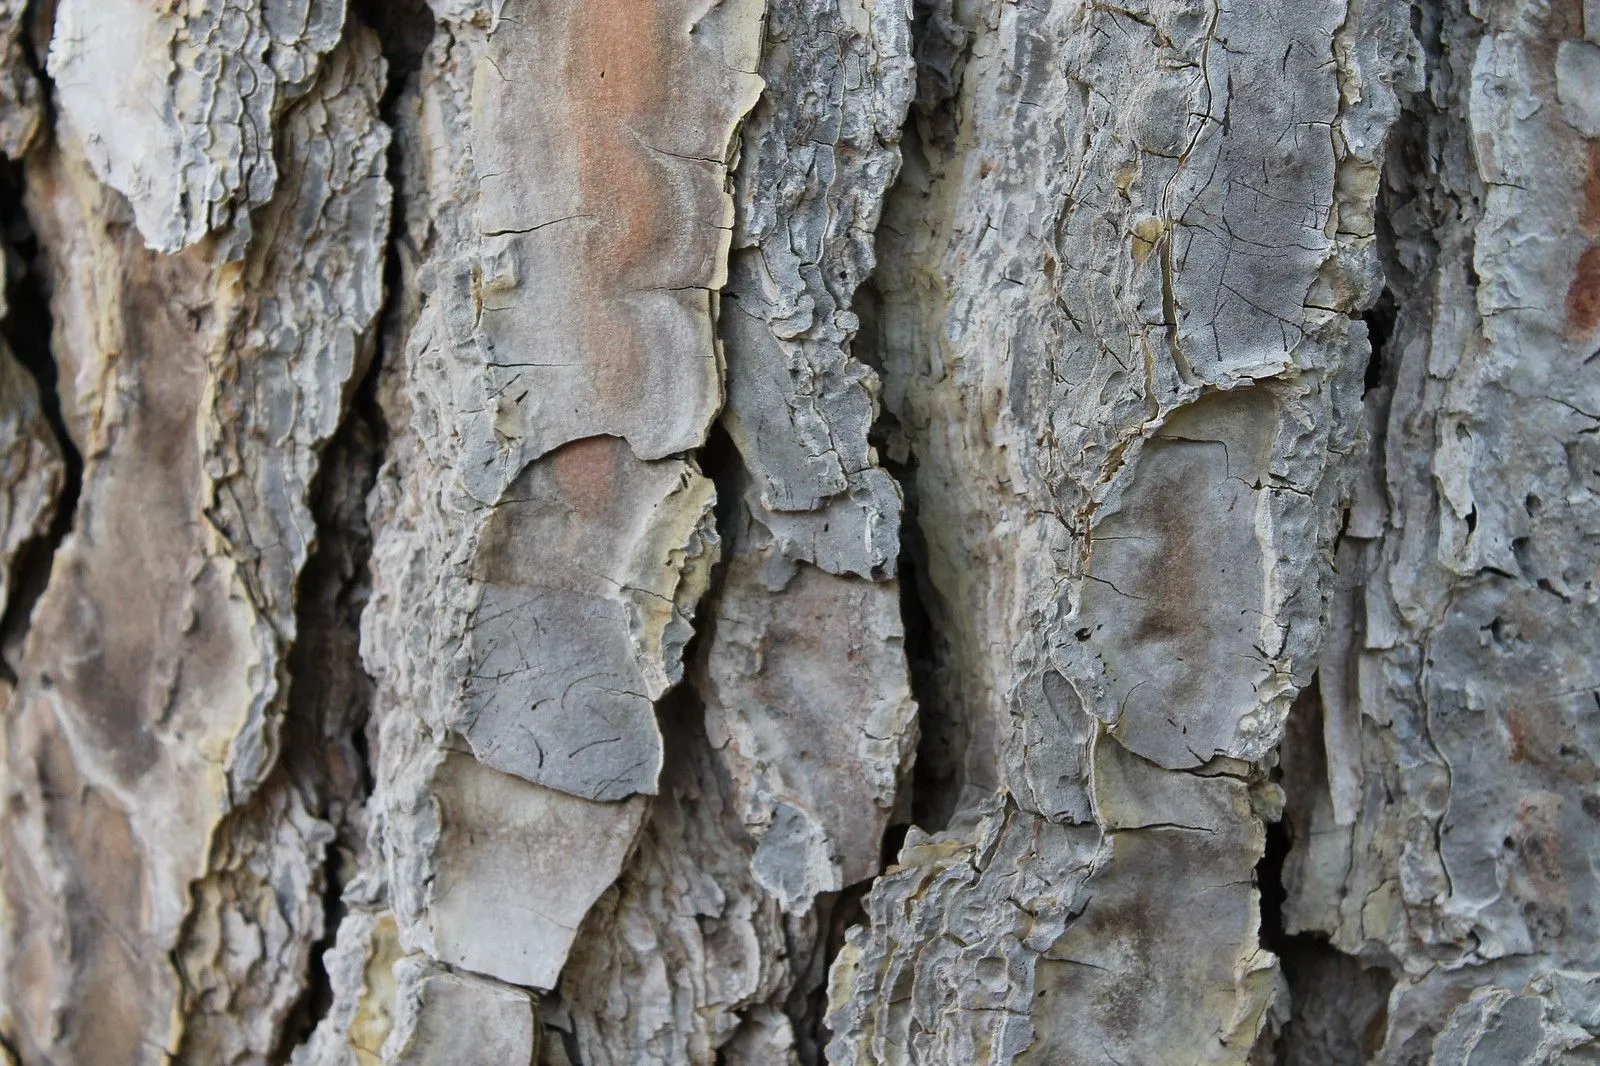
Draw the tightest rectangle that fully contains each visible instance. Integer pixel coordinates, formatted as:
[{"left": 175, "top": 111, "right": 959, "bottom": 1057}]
[{"left": 0, "top": 0, "right": 1593, "bottom": 1063}]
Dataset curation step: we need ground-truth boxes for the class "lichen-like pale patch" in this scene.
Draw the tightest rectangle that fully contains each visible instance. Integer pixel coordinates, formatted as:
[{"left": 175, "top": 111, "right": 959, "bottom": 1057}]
[{"left": 49, "top": 0, "right": 346, "bottom": 254}]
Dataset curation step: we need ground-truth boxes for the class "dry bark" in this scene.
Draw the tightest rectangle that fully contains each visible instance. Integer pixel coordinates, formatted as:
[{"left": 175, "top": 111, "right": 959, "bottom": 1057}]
[{"left": 0, "top": 0, "right": 1593, "bottom": 1064}]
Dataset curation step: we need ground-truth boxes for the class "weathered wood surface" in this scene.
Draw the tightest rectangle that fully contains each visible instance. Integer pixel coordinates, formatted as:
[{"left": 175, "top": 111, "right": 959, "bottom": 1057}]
[{"left": 0, "top": 0, "right": 1593, "bottom": 1064}]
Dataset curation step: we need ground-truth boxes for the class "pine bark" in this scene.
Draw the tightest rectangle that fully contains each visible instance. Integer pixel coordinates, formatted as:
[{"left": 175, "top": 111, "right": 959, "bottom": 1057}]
[{"left": 0, "top": 0, "right": 1594, "bottom": 1063}]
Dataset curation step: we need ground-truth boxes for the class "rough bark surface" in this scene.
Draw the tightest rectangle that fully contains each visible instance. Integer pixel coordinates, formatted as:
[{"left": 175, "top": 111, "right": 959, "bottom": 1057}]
[{"left": 0, "top": 0, "right": 1591, "bottom": 1064}]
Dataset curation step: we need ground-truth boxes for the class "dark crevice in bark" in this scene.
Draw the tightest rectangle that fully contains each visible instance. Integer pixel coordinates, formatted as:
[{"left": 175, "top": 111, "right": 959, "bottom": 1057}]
[
  {"left": 852, "top": 152, "right": 934, "bottom": 805},
  {"left": 1362, "top": 289, "right": 1396, "bottom": 395},
  {"left": 1256, "top": 803, "right": 1293, "bottom": 962},
  {"left": 1258, "top": 689, "right": 1398, "bottom": 1065},
  {"left": 0, "top": 91, "right": 78, "bottom": 682},
  {"left": 1258, "top": 825, "right": 1396, "bottom": 1066},
  {"left": 862, "top": 0, "right": 977, "bottom": 838},
  {"left": 539, "top": 992, "right": 587, "bottom": 1066},
  {"left": 907, "top": 0, "right": 972, "bottom": 155},
  {"left": 271, "top": 6, "right": 433, "bottom": 1059},
  {"left": 786, "top": 888, "right": 860, "bottom": 1066},
  {"left": 269, "top": 400, "right": 383, "bottom": 1066},
  {"left": 881, "top": 435, "right": 960, "bottom": 833},
  {"left": 350, "top": 0, "right": 435, "bottom": 111},
  {"left": 1270, "top": 933, "right": 1395, "bottom": 1066},
  {"left": 857, "top": 158, "right": 954, "bottom": 841},
  {"left": 699, "top": 418, "right": 746, "bottom": 562},
  {"left": 878, "top": 822, "right": 911, "bottom": 868},
  {"left": 24, "top": 0, "right": 54, "bottom": 69}
]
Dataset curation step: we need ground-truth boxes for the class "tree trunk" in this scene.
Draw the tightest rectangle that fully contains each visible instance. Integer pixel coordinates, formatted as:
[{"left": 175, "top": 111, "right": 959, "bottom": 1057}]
[{"left": 0, "top": 0, "right": 1593, "bottom": 1062}]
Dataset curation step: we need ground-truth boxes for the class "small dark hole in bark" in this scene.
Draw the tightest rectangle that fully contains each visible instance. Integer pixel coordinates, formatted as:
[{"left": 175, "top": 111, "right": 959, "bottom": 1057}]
[
  {"left": 880, "top": 822, "right": 910, "bottom": 867},
  {"left": 1361, "top": 288, "right": 1396, "bottom": 395}
]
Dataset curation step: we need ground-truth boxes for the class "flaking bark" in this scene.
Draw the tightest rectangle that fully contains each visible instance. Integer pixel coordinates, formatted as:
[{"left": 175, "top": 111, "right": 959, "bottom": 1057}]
[{"left": 0, "top": 0, "right": 1594, "bottom": 1064}]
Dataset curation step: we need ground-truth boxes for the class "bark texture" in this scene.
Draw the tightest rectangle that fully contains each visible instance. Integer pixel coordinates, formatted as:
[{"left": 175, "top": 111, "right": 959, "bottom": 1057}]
[{"left": 0, "top": 0, "right": 1592, "bottom": 1064}]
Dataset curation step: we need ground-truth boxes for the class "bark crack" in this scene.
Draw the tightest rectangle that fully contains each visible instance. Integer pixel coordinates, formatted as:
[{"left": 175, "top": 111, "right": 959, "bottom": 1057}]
[
  {"left": 268, "top": 3, "right": 434, "bottom": 1059},
  {"left": 0, "top": 142, "right": 80, "bottom": 682}
]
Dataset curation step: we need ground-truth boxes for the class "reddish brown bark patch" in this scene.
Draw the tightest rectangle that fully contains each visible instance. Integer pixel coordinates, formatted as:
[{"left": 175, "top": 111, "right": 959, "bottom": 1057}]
[
  {"left": 1581, "top": 140, "right": 1600, "bottom": 236},
  {"left": 1567, "top": 243, "right": 1600, "bottom": 338}
]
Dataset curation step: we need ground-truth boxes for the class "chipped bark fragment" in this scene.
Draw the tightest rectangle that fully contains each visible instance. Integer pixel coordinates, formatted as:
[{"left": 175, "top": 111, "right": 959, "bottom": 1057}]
[
  {"left": 462, "top": 437, "right": 717, "bottom": 801},
  {"left": 362, "top": 0, "right": 765, "bottom": 825},
  {"left": 384, "top": 958, "right": 538, "bottom": 1065},
  {"left": 48, "top": 0, "right": 347, "bottom": 253},
  {"left": 703, "top": 543, "right": 916, "bottom": 911},
  {"left": 1068, "top": 375, "right": 1356, "bottom": 771},
  {"left": 417, "top": 752, "right": 646, "bottom": 989},
  {"left": 1077, "top": 390, "right": 1282, "bottom": 767},
  {"left": 468, "top": 0, "right": 763, "bottom": 463}
]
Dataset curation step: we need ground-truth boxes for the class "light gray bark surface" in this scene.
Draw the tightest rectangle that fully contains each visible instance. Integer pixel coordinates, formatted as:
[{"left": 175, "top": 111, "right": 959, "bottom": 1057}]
[{"left": 0, "top": 0, "right": 1591, "bottom": 1064}]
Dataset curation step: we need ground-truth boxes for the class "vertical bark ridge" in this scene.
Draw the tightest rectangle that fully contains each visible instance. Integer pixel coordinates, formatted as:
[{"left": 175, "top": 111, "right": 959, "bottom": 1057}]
[
  {"left": 301, "top": 2, "right": 768, "bottom": 1061},
  {"left": 825, "top": 0, "right": 1410, "bottom": 1060},
  {"left": 1271, "top": 0, "right": 1600, "bottom": 1060},
  {"left": 551, "top": 0, "right": 922, "bottom": 1060},
  {"left": 1, "top": 6, "right": 393, "bottom": 1061}
]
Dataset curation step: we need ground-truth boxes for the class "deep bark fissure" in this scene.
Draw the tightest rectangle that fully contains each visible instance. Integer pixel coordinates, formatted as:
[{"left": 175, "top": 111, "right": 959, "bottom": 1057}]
[
  {"left": 268, "top": 7, "right": 432, "bottom": 1057},
  {"left": 1362, "top": 292, "right": 1396, "bottom": 396},
  {"left": 883, "top": 441, "right": 957, "bottom": 833},
  {"left": 1262, "top": 690, "right": 1398, "bottom": 1064},
  {"left": 906, "top": 0, "right": 971, "bottom": 158},
  {"left": 349, "top": 0, "right": 435, "bottom": 115},
  {"left": 0, "top": 153, "right": 78, "bottom": 682},
  {"left": 876, "top": 0, "right": 981, "bottom": 838},
  {"left": 1257, "top": 788, "right": 1293, "bottom": 961},
  {"left": 268, "top": 400, "right": 384, "bottom": 1066}
]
